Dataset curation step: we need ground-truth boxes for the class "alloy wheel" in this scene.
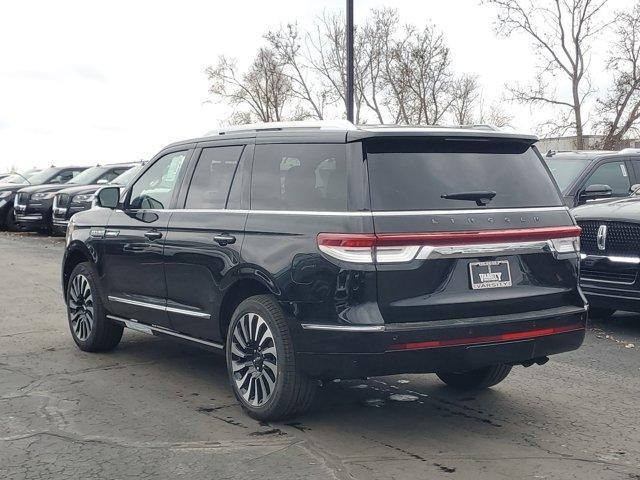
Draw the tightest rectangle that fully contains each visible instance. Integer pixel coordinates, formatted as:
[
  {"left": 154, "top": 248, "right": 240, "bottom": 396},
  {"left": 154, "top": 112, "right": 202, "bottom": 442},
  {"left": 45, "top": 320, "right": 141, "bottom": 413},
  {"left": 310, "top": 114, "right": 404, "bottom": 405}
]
[
  {"left": 230, "top": 313, "right": 278, "bottom": 407},
  {"left": 68, "top": 274, "right": 94, "bottom": 341}
]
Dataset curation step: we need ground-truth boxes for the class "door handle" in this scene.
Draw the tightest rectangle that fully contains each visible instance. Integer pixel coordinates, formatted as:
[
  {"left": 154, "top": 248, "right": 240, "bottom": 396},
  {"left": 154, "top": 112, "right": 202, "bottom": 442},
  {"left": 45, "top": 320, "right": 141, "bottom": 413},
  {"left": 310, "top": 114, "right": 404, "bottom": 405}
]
[
  {"left": 213, "top": 234, "right": 236, "bottom": 246},
  {"left": 144, "top": 230, "right": 163, "bottom": 241}
]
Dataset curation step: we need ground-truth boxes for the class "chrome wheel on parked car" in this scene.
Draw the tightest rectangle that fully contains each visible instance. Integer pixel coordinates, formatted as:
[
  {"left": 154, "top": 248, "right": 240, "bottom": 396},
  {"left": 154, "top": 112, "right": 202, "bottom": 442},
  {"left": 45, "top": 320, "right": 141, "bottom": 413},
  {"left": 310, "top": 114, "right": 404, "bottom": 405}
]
[
  {"left": 68, "top": 274, "right": 94, "bottom": 341},
  {"left": 230, "top": 312, "right": 278, "bottom": 407}
]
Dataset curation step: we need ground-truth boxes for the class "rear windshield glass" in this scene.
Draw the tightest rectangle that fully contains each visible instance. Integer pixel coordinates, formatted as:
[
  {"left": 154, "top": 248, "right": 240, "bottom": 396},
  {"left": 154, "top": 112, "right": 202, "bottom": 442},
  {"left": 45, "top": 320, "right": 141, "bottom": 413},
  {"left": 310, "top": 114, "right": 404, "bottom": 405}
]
[{"left": 366, "top": 138, "right": 563, "bottom": 211}]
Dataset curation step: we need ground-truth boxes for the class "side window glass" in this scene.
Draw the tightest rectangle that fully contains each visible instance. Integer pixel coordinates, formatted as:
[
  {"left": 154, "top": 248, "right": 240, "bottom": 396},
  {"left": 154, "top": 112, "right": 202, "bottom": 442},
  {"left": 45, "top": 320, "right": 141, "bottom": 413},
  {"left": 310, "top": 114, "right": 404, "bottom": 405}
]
[
  {"left": 129, "top": 151, "right": 187, "bottom": 210},
  {"left": 584, "top": 162, "right": 630, "bottom": 196},
  {"left": 51, "top": 170, "right": 75, "bottom": 183},
  {"left": 100, "top": 169, "right": 125, "bottom": 183},
  {"left": 185, "top": 146, "right": 244, "bottom": 209},
  {"left": 251, "top": 144, "right": 347, "bottom": 211},
  {"left": 227, "top": 146, "right": 250, "bottom": 210}
]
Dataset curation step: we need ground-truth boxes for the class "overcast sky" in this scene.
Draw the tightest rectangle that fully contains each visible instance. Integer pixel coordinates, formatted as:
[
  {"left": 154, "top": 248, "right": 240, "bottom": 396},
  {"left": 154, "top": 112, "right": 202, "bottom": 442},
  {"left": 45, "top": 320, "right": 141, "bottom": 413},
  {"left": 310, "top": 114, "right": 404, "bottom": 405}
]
[{"left": 0, "top": 0, "right": 636, "bottom": 172}]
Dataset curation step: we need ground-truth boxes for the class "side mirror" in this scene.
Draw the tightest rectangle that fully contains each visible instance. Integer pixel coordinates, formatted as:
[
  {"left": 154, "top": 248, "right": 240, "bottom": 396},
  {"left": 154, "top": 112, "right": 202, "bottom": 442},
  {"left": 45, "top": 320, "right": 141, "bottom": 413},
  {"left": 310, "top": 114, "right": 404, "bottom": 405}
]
[
  {"left": 95, "top": 186, "right": 120, "bottom": 209},
  {"left": 579, "top": 184, "right": 612, "bottom": 204}
]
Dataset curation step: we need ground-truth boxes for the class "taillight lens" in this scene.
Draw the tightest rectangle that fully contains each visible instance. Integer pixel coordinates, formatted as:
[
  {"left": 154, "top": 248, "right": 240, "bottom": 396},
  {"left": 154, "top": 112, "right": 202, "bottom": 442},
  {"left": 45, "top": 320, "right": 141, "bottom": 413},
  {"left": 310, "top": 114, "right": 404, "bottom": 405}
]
[{"left": 317, "top": 226, "right": 582, "bottom": 264}]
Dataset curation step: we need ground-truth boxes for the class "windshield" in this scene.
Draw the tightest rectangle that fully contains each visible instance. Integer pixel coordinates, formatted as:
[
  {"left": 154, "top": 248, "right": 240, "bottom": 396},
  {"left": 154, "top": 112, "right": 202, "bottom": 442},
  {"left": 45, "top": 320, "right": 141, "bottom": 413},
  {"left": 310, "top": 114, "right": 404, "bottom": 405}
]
[
  {"left": 66, "top": 166, "right": 108, "bottom": 185},
  {"left": 1, "top": 170, "right": 43, "bottom": 184},
  {"left": 544, "top": 158, "right": 592, "bottom": 193},
  {"left": 366, "top": 138, "right": 563, "bottom": 211},
  {"left": 23, "top": 168, "right": 60, "bottom": 185},
  {"left": 110, "top": 164, "right": 142, "bottom": 185}
]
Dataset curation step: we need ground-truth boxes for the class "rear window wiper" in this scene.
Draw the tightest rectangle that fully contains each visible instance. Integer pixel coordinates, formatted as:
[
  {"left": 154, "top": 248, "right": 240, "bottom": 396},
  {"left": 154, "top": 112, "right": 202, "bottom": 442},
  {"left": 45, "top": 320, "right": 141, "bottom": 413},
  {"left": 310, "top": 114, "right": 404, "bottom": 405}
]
[{"left": 440, "top": 190, "right": 496, "bottom": 206}]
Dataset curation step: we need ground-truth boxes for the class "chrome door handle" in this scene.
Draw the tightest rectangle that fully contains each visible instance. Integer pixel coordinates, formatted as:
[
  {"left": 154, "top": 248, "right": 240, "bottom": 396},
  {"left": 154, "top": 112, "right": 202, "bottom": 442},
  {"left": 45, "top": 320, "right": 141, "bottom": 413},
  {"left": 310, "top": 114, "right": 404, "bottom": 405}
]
[
  {"left": 213, "top": 234, "right": 236, "bottom": 246},
  {"left": 144, "top": 230, "right": 163, "bottom": 241}
]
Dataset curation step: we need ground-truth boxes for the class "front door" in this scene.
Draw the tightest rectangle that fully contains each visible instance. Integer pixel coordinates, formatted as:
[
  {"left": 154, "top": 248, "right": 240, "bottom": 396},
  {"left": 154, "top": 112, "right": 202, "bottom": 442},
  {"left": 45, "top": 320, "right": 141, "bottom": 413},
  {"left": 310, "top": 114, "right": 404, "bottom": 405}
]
[
  {"left": 103, "top": 149, "right": 190, "bottom": 327},
  {"left": 163, "top": 143, "right": 250, "bottom": 341}
]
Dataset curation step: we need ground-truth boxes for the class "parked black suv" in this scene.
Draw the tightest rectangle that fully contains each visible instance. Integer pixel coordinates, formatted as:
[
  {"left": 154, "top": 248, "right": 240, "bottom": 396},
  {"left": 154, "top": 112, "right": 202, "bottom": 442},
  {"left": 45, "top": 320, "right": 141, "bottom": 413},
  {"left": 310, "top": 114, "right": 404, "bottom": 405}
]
[
  {"left": 544, "top": 149, "right": 640, "bottom": 207},
  {"left": 1, "top": 167, "right": 86, "bottom": 231},
  {"left": 573, "top": 197, "right": 640, "bottom": 318},
  {"left": 52, "top": 163, "right": 143, "bottom": 234},
  {"left": 16, "top": 163, "right": 133, "bottom": 232},
  {"left": 62, "top": 122, "right": 586, "bottom": 420}
]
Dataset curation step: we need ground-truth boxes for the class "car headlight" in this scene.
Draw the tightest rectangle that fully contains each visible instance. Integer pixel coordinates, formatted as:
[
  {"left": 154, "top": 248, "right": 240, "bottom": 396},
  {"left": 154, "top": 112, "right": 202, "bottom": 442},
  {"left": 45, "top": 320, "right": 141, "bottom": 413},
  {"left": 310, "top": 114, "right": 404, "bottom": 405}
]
[
  {"left": 73, "top": 193, "right": 95, "bottom": 204},
  {"left": 0, "top": 191, "right": 12, "bottom": 199},
  {"left": 31, "top": 192, "right": 56, "bottom": 200}
]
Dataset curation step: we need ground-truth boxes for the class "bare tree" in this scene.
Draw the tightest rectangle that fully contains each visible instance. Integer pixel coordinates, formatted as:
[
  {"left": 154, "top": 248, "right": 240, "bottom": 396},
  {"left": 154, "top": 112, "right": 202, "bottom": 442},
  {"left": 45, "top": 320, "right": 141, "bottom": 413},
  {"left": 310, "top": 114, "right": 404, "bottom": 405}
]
[
  {"left": 596, "top": 1, "right": 640, "bottom": 149},
  {"left": 476, "top": 98, "right": 514, "bottom": 127},
  {"left": 384, "top": 23, "right": 454, "bottom": 124},
  {"left": 205, "top": 48, "right": 292, "bottom": 123},
  {"left": 266, "top": 23, "right": 329, "bottom": 120},
  {"left": 484, "top": 0, "right": 609, "bottom": 148},
  {"left": 451, "top": 74, "right": 481, "bottom": 125}
]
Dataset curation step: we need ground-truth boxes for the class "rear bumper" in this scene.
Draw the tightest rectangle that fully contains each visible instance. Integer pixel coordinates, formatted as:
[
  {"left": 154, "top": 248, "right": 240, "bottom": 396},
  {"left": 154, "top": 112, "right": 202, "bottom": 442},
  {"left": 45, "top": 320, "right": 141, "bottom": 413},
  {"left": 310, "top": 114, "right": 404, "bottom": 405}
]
[{"left": 295, "top": 306, "right": 587, "bottom": 378}]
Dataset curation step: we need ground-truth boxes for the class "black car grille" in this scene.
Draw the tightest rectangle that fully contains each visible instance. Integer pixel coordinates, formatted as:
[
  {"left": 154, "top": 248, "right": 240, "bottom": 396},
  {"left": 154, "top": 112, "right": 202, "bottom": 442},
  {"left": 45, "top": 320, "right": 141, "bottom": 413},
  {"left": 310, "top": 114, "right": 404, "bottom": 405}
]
[
  {"left": 56, "top": 193, "right": 70, "bottom": 208},
  {"left": 578, "top": 220, "right": 640, "bottom": 256},
  {"left": 581, "top": 267, "right": 637, "bottom": 284}
]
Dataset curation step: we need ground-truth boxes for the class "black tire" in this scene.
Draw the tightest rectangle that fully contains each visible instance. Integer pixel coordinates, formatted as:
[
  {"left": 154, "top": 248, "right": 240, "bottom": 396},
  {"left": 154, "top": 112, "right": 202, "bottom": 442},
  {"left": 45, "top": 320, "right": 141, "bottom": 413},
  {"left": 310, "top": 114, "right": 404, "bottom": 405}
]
[
  {"left": 589, "top": 307, "right": 615, "bottom": 320},
  {"left": 437, "top": 364, "right": 512, "bottom": 390},
  {"left": 66, "top": 262, "right": 123, "bottom": 352},
  {"left": 3, "top": 207, "right": 20, "bottom": 231},
  {"left": 225, "top": 294, "right": 316, "bottom": 421}
]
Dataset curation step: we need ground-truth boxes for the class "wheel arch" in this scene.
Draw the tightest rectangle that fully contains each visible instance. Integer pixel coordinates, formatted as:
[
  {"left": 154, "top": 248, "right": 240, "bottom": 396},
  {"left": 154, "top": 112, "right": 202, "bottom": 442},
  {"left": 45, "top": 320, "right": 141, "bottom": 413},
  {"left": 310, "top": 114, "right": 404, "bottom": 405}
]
[
  {"left": 218, "top": 277, "right": 276, "bottom": 341},
  {"left": 62, "top": 242, "right": 96, "bottom": 299}
]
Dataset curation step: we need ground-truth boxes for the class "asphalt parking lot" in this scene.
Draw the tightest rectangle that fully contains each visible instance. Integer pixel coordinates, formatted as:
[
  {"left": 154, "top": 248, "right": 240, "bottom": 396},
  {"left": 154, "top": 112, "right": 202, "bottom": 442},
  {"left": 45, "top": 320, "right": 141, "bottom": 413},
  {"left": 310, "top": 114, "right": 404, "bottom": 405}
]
[{"left": 0, "top": 231, "right": 639, "bottom": 480}]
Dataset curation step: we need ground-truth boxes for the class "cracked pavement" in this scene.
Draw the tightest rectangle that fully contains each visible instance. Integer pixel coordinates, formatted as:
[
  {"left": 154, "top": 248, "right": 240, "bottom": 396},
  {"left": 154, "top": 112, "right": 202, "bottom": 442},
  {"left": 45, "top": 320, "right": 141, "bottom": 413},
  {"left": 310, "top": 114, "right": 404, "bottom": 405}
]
[{"left": 0, "top": 231, "right": 639, "bottom": 479}]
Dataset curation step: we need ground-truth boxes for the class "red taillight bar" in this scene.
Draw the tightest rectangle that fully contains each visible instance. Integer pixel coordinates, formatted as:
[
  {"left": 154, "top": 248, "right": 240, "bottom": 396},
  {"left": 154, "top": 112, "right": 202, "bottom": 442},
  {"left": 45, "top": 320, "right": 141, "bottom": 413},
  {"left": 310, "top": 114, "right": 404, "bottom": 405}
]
[
  {"left": 388, "top": 323, "right": 585, "bottom": 351},
  {"left": 318, "top": 226, "right": 581, "bottom": 248}
]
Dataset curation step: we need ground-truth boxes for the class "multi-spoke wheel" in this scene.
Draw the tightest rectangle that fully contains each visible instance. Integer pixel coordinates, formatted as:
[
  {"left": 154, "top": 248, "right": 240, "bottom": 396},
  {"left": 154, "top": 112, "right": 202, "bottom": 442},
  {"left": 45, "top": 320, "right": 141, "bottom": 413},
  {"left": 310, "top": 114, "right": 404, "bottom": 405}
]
[
  {"left": 230, "top": 313, "right": 278, "bottom": 407},
  {"left": 226, "top": 295, "right": 317, "bottom": 420},
  {"left": 66, "top": 262, "right": 123, "bottom": 352},
  {"left": 68, "top": 274, "right": 94, "bottom": 341}
]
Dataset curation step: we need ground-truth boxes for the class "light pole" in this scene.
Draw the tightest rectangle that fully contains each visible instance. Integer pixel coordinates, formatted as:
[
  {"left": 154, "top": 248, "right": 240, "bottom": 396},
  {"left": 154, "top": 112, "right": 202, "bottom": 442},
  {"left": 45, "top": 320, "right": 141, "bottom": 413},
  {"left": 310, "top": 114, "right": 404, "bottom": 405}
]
[{"left": 346, "top": 0, "right": 354, "bottom": 123}]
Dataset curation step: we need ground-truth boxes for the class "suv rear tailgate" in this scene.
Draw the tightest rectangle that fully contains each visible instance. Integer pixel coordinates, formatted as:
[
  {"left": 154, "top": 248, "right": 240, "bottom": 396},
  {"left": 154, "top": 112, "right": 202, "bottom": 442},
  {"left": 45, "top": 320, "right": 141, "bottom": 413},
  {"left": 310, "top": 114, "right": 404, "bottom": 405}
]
[{"left": 365, "top": 137, "right": 584, "bottom": 324}]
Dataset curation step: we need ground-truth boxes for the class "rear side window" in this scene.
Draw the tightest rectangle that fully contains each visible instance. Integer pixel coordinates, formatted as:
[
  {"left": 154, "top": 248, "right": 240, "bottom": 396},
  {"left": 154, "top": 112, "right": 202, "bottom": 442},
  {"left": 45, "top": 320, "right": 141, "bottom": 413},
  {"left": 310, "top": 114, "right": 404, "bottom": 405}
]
[
  {"left": 366, "top": 138, "right": 563, "bottom": 211},
  {"left": 186, "top": 146, "right": 244, "bottom": 209},
  {"left": 251, "top": 144, "right": 347, "bottom": 211}
]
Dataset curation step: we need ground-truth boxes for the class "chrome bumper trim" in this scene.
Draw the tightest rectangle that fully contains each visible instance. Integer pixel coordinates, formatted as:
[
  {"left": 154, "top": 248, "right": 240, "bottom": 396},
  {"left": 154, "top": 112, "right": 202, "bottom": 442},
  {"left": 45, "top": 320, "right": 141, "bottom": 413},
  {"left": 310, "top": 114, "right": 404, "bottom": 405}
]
[
  {"left": 301, "top": 324, "right": 386, "bottom": 332},
  {"left": 15, "top": 214, "right": 43, "bottom": 221},
  {"left": 580, "top": 254, "right": 640, "bottom": 264}
]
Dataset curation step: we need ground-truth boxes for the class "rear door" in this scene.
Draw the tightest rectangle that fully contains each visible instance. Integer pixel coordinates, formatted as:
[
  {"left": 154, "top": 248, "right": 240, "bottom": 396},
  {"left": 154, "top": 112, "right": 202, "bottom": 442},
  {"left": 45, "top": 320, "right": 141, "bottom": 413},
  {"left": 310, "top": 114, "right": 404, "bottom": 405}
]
[
  {"left": 163, "top": 141, "right": 251, "bottom": 341},
  {"left": 103, "top": 149, "right": 191, "bottom": 327},
  {"left": 364, "top": 137, "right": 582, "bottom": 324}
]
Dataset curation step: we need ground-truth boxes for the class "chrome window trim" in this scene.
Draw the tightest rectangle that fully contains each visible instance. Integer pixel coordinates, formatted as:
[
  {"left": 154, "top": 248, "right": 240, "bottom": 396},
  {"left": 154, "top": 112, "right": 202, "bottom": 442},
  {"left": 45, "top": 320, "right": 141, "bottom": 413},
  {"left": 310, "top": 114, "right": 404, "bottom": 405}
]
[
  {"left": 107, "top": 315, "right": 223, "bottom": 349},
  {"left": 148, "top": 206, "right": 567, "bottom": 216},
  {"left": 301, "top": 324, "right": 386, "bottom": 332},
  {"left": 108, "top": 296, "right": 211, "bottom": 319},
  {"left": 371, "top": 206, "right": 569, "bottom": 216}
]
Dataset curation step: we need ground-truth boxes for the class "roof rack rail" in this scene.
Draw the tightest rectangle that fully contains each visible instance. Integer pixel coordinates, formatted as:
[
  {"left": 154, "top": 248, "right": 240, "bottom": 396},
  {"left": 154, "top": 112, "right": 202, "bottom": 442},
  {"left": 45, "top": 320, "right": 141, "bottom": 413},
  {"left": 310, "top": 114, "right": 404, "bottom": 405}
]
[
  {"left": 457, "top": 124, "right": 501, "bottom": 132},
  {"left": 619, "top": 148, "right": 640, "bottom": 155},
  {"left": 205, "top": 120, "right": 357, "bottom": 136}
]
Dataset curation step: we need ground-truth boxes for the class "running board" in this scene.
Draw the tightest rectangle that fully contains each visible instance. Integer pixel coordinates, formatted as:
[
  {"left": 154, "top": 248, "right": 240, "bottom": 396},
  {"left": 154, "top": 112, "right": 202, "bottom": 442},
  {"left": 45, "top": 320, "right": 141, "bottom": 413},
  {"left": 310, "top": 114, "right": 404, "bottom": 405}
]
[{"left": 106, "top": 315, "right": 224, "bottom": 350}]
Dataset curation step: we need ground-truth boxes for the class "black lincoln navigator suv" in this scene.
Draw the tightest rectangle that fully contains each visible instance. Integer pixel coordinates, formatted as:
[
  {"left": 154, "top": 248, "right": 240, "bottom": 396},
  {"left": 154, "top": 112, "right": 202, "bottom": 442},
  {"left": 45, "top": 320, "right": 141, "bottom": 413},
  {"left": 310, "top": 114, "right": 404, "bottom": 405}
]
[{"left": 62, "top": 122, "right": 587, "bottom": 420}]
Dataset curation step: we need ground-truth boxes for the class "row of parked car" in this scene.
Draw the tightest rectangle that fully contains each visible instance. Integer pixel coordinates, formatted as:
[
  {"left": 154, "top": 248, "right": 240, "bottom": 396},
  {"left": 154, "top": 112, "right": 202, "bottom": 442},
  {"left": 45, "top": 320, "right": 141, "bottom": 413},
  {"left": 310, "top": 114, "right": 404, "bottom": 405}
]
[
  {"left": 0, "top": 162, "right": 144, "bottom": 234},
  {"left": 3, "top": 122, "right": 639, "bottom": 420}
]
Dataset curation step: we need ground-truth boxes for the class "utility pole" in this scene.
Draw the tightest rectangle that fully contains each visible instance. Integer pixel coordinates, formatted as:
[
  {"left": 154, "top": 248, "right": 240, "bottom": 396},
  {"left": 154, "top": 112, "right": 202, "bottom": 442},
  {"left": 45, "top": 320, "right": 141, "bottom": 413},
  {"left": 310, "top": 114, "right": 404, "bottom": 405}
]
[{"left": 346, "top": 0, "right": 354, "bottom": 123}]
